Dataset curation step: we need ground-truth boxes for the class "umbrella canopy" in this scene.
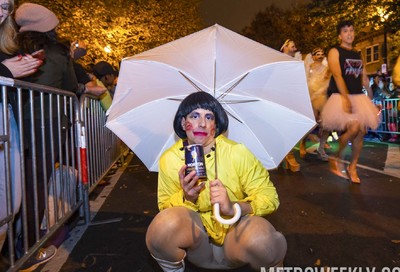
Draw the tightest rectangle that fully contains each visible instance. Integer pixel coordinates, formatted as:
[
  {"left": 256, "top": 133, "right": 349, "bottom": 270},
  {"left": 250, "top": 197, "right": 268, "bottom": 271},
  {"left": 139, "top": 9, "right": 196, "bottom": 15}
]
[{"left": 106, "top": 24, "right": 316, "bottom": 172}]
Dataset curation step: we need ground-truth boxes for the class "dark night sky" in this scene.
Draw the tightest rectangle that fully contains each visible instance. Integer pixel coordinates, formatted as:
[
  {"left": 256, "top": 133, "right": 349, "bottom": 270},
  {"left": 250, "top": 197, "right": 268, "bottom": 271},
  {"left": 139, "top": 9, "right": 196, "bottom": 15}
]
[{"left": 199, "top": 0, "right": 311, "bottom": 32}]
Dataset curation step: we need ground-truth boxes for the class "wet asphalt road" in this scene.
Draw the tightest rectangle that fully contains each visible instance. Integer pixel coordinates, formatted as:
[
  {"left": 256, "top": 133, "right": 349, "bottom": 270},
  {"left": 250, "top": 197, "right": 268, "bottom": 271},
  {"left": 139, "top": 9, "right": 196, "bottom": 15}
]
[{"left": 44, "top": 140, "right": 400, "bottom": 271}]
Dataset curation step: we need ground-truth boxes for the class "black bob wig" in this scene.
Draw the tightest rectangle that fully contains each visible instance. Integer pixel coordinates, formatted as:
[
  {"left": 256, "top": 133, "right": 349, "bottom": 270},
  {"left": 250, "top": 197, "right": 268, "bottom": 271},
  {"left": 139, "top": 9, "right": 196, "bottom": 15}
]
[{"left": 173, "top": 92, "right": 229, "bottom": 139}]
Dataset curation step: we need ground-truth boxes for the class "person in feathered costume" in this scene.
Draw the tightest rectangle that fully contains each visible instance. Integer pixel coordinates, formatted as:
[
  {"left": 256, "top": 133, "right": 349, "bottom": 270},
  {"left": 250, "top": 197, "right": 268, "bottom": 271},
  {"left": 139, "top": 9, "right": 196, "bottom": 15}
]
[
  {"left": 301, "top": 48, "right": 331, "bottom": 160},
  {"left": 279, "top": 39, "right": 302, "bottom": 171},
  {"left": 305, "top": 48, "right": 331, "bottom": 115}
]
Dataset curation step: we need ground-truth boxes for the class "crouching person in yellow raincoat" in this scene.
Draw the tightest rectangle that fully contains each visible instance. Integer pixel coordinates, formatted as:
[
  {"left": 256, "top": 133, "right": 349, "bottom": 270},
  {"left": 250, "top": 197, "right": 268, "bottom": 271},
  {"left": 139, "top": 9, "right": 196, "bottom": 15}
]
[{"left": 146, "top": 92, "right": 287, "bottom": 271}]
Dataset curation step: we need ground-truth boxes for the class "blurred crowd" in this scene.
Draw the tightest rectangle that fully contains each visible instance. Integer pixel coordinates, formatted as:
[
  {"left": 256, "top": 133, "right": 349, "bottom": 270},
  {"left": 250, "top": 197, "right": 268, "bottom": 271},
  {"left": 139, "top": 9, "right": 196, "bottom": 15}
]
[{"left": 0, "top": 2, "right": 119, "bottom": 271}]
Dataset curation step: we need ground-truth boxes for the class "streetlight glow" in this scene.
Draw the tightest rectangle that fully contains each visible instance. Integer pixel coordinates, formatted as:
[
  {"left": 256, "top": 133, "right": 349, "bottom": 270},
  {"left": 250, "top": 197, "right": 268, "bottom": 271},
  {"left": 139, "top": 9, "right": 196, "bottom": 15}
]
[
  {"left": 104, "top": 45, "right": 112, "bottom": 53},
  {"left": 377, "top": 7, "right": 389, "bottom": 22}
]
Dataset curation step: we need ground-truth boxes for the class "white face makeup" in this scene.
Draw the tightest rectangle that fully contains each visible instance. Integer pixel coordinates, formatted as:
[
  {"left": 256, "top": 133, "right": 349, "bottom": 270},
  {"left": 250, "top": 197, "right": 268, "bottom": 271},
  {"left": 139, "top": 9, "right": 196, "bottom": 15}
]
[{"left": 181, "top": 108, "right": 217, "bottom": 147}]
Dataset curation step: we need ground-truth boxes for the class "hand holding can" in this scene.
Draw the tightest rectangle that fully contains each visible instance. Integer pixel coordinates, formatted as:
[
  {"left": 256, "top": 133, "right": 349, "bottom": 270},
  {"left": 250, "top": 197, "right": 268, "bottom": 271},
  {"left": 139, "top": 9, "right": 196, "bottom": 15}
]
[{"left": 185, "top": 144, "right": 207, "bottom": 180}]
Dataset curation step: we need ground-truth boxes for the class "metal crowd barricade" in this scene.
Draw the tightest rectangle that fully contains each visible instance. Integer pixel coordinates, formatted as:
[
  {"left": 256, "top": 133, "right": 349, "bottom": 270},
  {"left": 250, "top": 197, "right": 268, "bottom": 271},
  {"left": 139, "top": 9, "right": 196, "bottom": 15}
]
[
  {"left": 0, "top": 79, "right": 128, "bottom": 271},
  {"left": 370, "top": 97, "right": 399, "bottom": 140},
  {"left": 0, "top": 76, "right": 85, "bottom": 271},
  {"left": 79, "top": 94, "right": 128, "bottom": 196}
]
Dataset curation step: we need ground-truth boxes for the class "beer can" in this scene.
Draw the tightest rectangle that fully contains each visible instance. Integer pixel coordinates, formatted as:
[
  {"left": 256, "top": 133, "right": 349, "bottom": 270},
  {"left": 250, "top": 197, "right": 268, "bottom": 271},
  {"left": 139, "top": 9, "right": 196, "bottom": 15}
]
[{"left": 185, "top": 144, "right": 207, "bottom": 179}]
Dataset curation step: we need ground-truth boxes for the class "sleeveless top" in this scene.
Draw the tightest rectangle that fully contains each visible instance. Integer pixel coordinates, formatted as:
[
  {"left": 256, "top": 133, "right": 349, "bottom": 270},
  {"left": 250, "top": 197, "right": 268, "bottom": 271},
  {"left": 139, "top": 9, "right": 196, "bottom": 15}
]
[{"left": 328, "top": 46, "right": 364, "bottom": 96}]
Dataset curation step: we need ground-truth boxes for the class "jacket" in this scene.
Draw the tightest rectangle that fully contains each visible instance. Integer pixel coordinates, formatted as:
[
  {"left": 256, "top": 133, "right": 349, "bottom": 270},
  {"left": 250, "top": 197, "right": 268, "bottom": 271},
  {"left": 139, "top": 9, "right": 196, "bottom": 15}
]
[{"left": 158, "top": 135, "right": 280, "bottom": 245}]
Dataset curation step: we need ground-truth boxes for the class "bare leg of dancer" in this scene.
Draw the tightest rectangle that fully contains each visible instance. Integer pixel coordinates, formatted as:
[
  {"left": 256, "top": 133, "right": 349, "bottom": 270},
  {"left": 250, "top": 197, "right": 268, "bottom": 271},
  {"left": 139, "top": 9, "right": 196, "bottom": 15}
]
[
  {"left": 329, "top": 120, "right": 360, "bottom": 180},
  {"left": 347, "top": 126, "right": 366, "bottom": 183}
]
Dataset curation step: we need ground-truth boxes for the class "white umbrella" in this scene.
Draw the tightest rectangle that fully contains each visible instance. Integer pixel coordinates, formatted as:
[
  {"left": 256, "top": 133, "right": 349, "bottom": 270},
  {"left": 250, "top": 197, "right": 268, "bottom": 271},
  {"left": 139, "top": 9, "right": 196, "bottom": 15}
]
[
  {"left": 106, "top": 24, "right": 316, "bottom": 224},
  {"left": 106, "top": 24, "right": 316, "bottom": 174}
]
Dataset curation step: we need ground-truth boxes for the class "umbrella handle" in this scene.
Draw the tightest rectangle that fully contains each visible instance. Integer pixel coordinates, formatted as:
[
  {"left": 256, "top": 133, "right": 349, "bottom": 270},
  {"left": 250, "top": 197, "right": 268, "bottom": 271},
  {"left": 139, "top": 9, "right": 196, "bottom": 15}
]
[{"left": 213, "top": 203, "right": 241, "bottom": 225}]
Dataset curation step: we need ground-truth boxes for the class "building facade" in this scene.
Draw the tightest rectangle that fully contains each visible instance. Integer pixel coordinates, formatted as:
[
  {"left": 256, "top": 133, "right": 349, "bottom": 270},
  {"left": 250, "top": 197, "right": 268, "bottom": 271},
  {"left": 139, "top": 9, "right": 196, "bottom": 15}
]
[{"left": 355, "top": 27, "right": 394, "bottom": 76}]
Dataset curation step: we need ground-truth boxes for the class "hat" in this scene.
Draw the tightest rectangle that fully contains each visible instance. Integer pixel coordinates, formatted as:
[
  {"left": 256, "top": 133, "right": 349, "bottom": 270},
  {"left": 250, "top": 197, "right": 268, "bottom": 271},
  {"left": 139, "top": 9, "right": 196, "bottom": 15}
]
[
  {"left": 92, "top": 61, "right": 118, "bottom": 79},
  {"left": 16, "top": 3, "right": 59, "bottom": 33}
]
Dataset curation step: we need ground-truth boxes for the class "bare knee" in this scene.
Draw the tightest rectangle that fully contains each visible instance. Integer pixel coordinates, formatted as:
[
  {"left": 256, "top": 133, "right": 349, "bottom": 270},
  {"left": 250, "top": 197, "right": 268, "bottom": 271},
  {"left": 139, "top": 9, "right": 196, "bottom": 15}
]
[
  {"left": 146, "top": 207, "right": 202, "bottom": 258},
  {"left": 226, "top": 217, "right": 287, "bottom": 268},
  {"left": 347, "top": 120, "right": 361, "bottom": 136},
  {"left": 146, "top": 208, "right": 185, "bottom": 252},
  {"left": 247, "top": 228, "right": 287, "bottom": 267}
]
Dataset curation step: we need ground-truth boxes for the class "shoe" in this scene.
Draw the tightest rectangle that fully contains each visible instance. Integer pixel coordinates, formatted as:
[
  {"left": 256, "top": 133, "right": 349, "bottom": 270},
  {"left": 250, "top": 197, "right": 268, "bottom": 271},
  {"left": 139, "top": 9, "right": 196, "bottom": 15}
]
[
  {"left": 283, "top": 153, "right": 300, "bottom": 172},
  {"left": 347, "top": 167, "right": 360, "bottom": 184},
  {"left": 328, "top": 157, "right": 349, "bottom": 179},
  {"left": 316, "top": 149, "right": 329, "bottom": 161},
  {"left": 19, "top": 245, "right": 57, "bottom": 272}
]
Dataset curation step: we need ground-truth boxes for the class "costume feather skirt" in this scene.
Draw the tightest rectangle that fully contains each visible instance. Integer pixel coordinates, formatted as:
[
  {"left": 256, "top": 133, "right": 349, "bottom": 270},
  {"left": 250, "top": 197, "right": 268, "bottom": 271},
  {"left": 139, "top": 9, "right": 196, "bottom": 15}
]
[{"left": 321, "top": 93, "right": 380, "bottom": 131}]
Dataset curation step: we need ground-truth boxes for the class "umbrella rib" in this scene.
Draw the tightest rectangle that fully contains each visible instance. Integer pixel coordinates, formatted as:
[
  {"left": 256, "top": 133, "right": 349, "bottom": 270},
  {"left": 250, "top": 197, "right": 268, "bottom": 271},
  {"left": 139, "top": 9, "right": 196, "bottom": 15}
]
[
  {"left": 224, "top": 109, "right": 242, "bottom": 123},
  {"left": 179, "top": 71, "right": 204, "bottom": 92},
  {"left": 214, "top": 60, "right": 216, "bottom": 97},
  {"left": 218, "top": 72, "right": 249, "bottom": 100},
  {"left": 223, "top": 100, "right": 259, "bottom": 104}
]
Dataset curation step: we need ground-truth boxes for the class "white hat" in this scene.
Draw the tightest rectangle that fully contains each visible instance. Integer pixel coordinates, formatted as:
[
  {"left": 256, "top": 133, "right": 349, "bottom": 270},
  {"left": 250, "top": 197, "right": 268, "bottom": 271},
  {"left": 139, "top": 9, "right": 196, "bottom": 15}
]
[{"left": 16, "top": 3, "right": 59, "bottom": 33}]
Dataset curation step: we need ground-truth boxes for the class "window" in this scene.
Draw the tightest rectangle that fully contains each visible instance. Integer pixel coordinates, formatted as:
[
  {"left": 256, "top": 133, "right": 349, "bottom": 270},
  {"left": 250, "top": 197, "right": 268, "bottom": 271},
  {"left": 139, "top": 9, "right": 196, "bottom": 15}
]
[{"left": 365, "top": 44, "right": 379, "bottom": 63}]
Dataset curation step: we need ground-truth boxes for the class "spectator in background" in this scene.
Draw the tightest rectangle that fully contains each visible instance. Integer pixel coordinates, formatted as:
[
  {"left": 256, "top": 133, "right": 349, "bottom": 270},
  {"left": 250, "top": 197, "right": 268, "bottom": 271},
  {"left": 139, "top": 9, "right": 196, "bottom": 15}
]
[
  {"left": 0, "top": 0, "right": 42, "bottom": 113},
  {"left": 70, "top": 40, "right": 106, "bottom": 97},
  {"left": 91, "top": 60, "right": 118, "bottom": 111},
  {"left": 302, "top": 47, "right": 331, "bottom": 161},
  {"left": 92, "top": 60, "right": 118, "bottom": 97},
  {"left": 0, "top": 0, "right": 43, "bottom": 257},
  {"left": 279, "top": 39, "right": 301, "bottom": 172},
  {"left": 280, "top": 38, "right": 302, "bottom": 60},
  {"left": 0, "top": 0, "right": 41, "bottom": 79},
  {"left": 15, "top": 3, "right": 76, "bottom": 263},
  {"left": 371, "top": 69, "right": 392, "bottom": 100},
  {"left": 16, "top": 3, "right": 77, "bottom": 91}
]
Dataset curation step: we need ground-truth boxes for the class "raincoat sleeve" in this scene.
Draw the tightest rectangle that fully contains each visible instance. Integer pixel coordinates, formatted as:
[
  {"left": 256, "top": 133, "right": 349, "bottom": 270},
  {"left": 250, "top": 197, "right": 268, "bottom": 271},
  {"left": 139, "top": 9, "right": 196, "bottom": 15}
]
[
  {"left": 231, "top": 143, "right": 280, "bottom": 216},
  {"left": 157, "top": 142, "right": 199, "bottom": 212}
]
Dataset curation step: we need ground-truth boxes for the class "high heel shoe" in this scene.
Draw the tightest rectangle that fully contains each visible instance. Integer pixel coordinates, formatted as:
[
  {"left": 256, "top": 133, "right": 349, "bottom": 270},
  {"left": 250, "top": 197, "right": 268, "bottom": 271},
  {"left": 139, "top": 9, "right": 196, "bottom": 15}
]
[
  {"left": 347, "top": 167, "right": 360, "bottom": 184},
  {"left": 283, "top": 152, "right": 300, "bottom": 172},
  {"left": 328, "top": 157, "right": 349, "bottom": 179}
]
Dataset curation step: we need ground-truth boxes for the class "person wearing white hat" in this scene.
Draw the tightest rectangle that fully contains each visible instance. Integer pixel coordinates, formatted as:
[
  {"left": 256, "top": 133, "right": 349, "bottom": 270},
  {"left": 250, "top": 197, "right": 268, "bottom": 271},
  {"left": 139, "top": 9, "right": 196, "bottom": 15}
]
[
  {"left": 15, "top": 2, "right": 77, "bottom": 92},
  {"left": 14, "top": 4, "right": 77, "bottom": 265}
]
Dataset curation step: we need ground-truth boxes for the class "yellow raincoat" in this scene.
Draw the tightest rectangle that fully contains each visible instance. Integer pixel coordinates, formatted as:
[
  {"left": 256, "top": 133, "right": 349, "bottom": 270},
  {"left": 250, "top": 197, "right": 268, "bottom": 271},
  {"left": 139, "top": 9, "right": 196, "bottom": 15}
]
[{"left": 158, "top": 135, "right": 280, "bottom": 245}]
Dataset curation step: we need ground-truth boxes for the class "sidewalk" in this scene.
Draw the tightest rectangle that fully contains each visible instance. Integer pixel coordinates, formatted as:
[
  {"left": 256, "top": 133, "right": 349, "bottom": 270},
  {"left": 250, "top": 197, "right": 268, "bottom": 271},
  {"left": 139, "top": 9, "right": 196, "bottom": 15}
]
[{"left": 43, "top": 140, "right": 400, "bottom": 271}]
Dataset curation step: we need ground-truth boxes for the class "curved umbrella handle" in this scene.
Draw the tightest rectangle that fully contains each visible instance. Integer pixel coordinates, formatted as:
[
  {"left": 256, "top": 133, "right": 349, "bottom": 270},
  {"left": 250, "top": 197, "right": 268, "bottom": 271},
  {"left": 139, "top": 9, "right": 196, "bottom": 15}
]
[{"left": 213, "top": 203, "right": 241, "bottom": 225}]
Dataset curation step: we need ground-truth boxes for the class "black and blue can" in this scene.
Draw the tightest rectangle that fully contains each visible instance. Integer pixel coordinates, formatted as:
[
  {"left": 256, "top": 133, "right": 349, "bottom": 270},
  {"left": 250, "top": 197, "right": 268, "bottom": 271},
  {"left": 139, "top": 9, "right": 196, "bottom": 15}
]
[{"left": 184, "top": 144, "right": 207, "bottom": 179}]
